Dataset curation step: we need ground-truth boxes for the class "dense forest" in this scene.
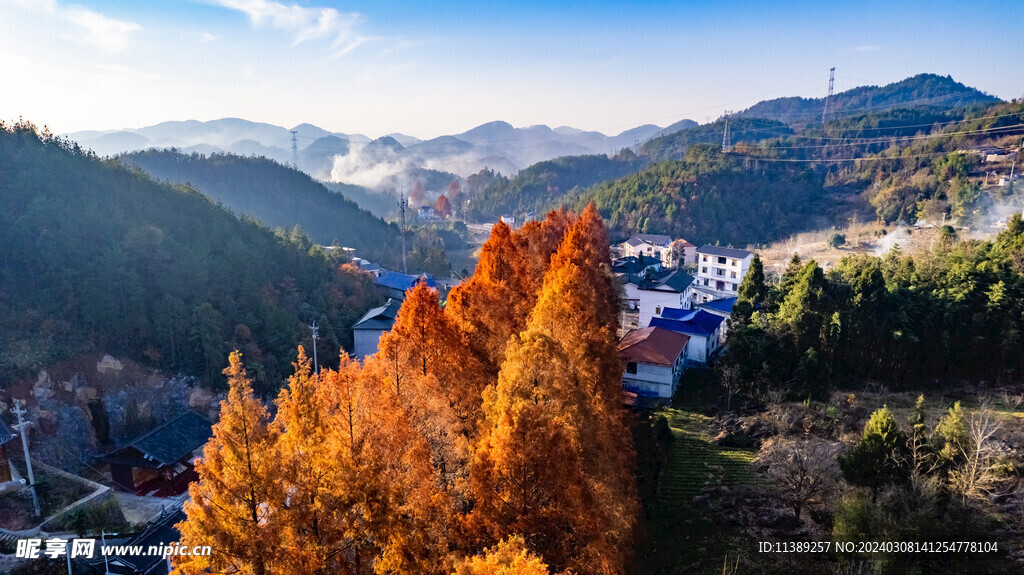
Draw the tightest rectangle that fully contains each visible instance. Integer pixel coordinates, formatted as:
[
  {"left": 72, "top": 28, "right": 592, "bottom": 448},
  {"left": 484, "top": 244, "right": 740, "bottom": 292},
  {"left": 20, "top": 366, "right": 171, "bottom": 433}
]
[
  {"left": 725, "top": 216, "right": 1024, "bottom": 398},
  {"left": 736, "top": 73, "right": 999, "bottom": 125},
  {"left": 0, "top": 121, "right": 381, "bottom": 391},
  {"left": 579, "top": 145, "right": 831, "bottom": 246},
  {"left": 121, "top": 149, "right": 450, "bottom": 274},
  {"left": 174, "top": 208, "right": 639, "bottom": 575},
  {"left": 468, "top": 151, "right": 648, "bottom": 220}
]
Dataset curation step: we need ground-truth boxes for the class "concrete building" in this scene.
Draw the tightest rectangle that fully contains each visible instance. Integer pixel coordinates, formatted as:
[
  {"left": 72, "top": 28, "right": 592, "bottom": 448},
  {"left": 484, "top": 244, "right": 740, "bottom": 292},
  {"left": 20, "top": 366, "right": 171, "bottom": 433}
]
[
  {"left": 649, "top": 308, "right": 726, "bottom": 367},
  {"left": 618, "top": 326, "right": 690, "bottom": 405},
  {"left": 352, "top": 299, "right": 402, "bottom": 358},
  {"left": 620, "top": 269, "right": 695, "bottom": 328},
  {"left": 686, "top": 245, "right": 753, "bottom": 304}
]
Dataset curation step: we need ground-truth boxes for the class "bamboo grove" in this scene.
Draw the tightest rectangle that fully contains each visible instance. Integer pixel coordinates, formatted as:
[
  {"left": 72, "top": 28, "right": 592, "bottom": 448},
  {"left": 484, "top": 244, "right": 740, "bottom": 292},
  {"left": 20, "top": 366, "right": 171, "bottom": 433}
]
[{"left": 172, "top": 206, "right": 639, "bottom": 575}]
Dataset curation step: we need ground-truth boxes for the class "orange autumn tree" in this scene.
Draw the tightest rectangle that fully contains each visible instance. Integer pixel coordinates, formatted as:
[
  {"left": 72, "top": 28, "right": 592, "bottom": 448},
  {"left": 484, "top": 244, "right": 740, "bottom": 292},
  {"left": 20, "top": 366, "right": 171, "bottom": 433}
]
[
  {"left": 175, "top": 351, "right": 279, "bottom": 575},
  {"left": 470, "top": 206, "right": 638, "bottom": 574},
  {"left": 454, "top": 536, "right": 552, "bottom": 575}
]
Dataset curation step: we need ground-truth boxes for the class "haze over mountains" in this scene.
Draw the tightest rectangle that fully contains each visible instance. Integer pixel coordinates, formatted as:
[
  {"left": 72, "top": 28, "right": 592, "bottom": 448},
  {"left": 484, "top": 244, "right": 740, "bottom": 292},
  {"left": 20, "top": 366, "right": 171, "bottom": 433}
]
[
  {"left": 62, "top": 73, "right": 999, "bottom": 197},
  {"left": 65, "top": 118, "right": 696, "bottom": 186}
]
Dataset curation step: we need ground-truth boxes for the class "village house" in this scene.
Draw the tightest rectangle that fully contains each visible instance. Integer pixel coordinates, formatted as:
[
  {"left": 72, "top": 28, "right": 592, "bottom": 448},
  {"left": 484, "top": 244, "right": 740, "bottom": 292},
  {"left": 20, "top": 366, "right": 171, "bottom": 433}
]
[
  {"left": 697, "top": 296, "right": 737, "bottom": 336},
  {"left": 619, "top": 234, "right": 688, "bottom": 268},
  {"left": 352, "top": 299, "right": 402, "bottom": 358},
  {"left": 686, "top": 245, "right": 753, "bottom": 304},
  {"left": 620, "top": 269, "right": 695, "bottom": 328},
  {"left": 649, "top": 308, "right": 726, "bottom": 367},
  {"left": 96, "top": 411, "right": 213, "bottom": 497},
  {"left": 618, "top": 326, "right": 690, "bottom": 406},
  {"left": 374, "top": 271, "right": 437, "bottom": 300},
  {"left": 418, "top": 206, "right": 437, "bottom": 220}
]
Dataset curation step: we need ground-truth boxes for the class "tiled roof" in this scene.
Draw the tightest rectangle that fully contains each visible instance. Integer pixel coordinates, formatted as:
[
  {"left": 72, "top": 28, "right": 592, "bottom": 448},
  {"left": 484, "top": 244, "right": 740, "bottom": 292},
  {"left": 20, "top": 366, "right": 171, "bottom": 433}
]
[
  {"left": 99, "top": 411, "right": 212, "bottom": 468},
  {"left": 353, "top": 299, "right": 402, "bottom": 330},
  {"left": 618, "top": 327, "right": 690, "bottom": 366},
  {"left": 650, "top": 309, "right": 725, "bottom": 338},
  {"left": 697, "top": 245, "right": 753, "bottom": 259},
  {"left": 698, "top": 297, "right": 737, "bottom": 314},
  {"left": 628, "top": 233, "right": 673, "bottom": 247},
  {"left": 375, "top": 271, "right": 437, "bottom": 292}
]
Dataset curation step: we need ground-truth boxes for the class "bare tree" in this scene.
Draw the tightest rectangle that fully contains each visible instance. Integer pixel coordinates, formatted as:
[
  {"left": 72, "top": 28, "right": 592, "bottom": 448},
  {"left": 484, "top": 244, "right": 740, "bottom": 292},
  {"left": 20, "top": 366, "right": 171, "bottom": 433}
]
[
  {"left": 949, "top": 404, "right": 1003, "bottom": 501},
  {"left": 755, "top": 438, "right": 839, "bottom": 520}
]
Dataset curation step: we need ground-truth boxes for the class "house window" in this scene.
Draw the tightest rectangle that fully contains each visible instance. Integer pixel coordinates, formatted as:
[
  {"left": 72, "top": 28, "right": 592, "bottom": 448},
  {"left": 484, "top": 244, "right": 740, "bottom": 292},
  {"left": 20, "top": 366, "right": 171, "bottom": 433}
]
[
  {"left": 626, "top": 362, "right": 637, "bottom": 374},
  {"left": 655, "top": 305, "right": 662, "bottom": 315},
  {"left": 731, "top": 259, "right": 738, "bottom": 266},
  {"left": 717, "top": 256, "right": 726, "bottom": 264},
  {"left": 717, "top": 269, "right": 725, "bottom": 276},
  {"left": 730, "top": 283, "right": 737, "bottom": 290},
  {"left": 702, "top": 255, "right": 708, "bottom": 262},
  {"left": 703, "top": 279, "right": 709, "bottom": 286},
  {"left": 730, "top": 271, "right": 737, "bottom": 278},
  {"left": 701, "top": 266, "right": 707, "bottom": 273}
]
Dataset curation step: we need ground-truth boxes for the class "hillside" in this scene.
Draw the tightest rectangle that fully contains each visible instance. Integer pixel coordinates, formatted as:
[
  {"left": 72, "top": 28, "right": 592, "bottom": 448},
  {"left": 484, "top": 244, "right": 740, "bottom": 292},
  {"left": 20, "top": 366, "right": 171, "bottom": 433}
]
[
  {"left": 738, "top": 73, "right": 999, "bottom": 125},
  {"left": 0, "top": 121, "right": 381, "bottom": 391},
  {"left": 468, "top": 151, "right": 649, "bottom": 220},
  {"left": 580, "top": 145, "right": 832, "bottom": 246},
  {"left": 120, "top": 149, "right": 411, "bottom": 267}
]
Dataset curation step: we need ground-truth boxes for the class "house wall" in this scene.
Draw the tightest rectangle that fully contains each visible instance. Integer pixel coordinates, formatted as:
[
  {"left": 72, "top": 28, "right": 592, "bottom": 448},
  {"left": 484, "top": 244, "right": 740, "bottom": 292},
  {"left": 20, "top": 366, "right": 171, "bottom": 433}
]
[
  {"left": 354, "top": 329, "right": 387, "bottom": 358},
  {"left": 622, "top": 363, "right": 674, "bottom": 398},
  {"left": 695, "top": 253, "right": 751, "bottom": 296},
  {"left": 624, "top": 283, "right": 686, "bottom": 327}
]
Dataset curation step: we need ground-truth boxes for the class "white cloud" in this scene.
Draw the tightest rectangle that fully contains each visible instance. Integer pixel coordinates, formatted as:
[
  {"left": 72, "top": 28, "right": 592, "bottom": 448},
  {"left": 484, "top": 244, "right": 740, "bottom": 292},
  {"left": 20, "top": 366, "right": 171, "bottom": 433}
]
[
  {"left": 201, "top": 32, "right": 219, "bottom": 43},
  {"left": 211, "top": 0, "right": 368, "bottom": 55},
  {"left": 853, "top": 45, "right": 880, "bottom": 52},
  {"left": 2, "top": 0, "right": 140, "bottom": 52}
]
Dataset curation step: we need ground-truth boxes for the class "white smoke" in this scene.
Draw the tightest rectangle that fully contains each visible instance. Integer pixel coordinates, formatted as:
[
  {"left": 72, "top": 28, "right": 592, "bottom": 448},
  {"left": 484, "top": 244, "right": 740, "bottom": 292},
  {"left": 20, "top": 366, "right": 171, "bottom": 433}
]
[{"left": 329, "top": 142, "right": 411, "bottom": 188}]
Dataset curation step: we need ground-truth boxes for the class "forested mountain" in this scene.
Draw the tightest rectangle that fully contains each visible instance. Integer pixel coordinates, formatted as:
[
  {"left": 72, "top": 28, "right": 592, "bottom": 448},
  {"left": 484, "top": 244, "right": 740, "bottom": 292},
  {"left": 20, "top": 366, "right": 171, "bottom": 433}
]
[
  {"left": 0, "top": 121, "right": 381, "bottom": 391},
  {"left": 120, "top": 149, "right": 411, "bottom": 267},
  {"left": 468, "top": 151, "right": 649, "bottom": 220},
  {"left": 580, "top": 145, "right": 830, "bottom": 246},
  {"left": 737, "top": 73, "right": 999, "bottom": 125},
  {"left": 640, "top": 117, "right": 793, "bottom": 162}
]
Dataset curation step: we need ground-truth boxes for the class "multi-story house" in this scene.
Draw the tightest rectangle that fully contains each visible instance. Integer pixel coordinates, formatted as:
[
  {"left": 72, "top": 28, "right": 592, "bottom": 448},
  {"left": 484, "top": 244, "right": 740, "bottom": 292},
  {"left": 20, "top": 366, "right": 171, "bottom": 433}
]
[{"left": 686, "top": 245, "right": 753, "bottom": 304}]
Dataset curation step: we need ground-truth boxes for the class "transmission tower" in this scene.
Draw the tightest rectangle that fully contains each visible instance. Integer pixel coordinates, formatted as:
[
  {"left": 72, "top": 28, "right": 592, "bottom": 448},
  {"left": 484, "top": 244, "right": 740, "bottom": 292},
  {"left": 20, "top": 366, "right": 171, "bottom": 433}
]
[
  {"left": 397, "top": 191, "right": 408, "bottom": 274},
  {"left": 821, "top": 67, "right": 836, "bottom": 124},
  {"left": 721, "top": 110, "right": 733, "bottom": 153},
  {"left": 290, "top": 129, "right": 299, "bottom": 168},
  {"left": 309, "top": 321, "right": 319, "bottom": 373}
]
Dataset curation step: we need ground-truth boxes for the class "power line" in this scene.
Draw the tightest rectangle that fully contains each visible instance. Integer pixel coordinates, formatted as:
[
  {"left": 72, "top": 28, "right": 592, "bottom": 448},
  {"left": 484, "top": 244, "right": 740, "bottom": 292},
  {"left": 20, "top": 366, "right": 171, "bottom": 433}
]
[{"left": 822, "top": 67, "right": 835, "bottom": 124}]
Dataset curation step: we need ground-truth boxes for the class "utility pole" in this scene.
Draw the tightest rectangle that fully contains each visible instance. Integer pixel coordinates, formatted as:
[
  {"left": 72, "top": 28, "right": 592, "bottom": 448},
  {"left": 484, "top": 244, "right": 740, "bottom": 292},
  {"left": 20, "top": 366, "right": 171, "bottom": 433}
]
[
  {"left": 309, "top": 322, "right": 319, "bottom": 373},
  {"left": 397, "top": 191, "right": 408, "bottom": 274},
  {"left": 721, "top": 110, "right": 733, "bottom": 153},
  {"left": 822, "top": 67, "right": 836, "bottom": 125},
  {"left": 290, "top": 130, "right": 299, "bottom": 169},
  {"left": 11, "top": 400, "right": 40, "bottom": 517}
]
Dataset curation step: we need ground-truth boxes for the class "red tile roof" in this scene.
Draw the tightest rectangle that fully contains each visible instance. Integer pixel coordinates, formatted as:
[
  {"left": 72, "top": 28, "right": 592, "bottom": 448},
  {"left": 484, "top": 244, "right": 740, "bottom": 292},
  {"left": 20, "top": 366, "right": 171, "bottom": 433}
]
[{"left": 617, "top": 327, "right": 689, "bottom": 367}]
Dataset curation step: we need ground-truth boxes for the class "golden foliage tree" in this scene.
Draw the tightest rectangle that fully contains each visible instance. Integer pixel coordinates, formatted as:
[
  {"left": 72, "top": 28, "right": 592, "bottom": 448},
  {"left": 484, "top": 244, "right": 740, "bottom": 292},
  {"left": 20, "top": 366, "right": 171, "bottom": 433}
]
[
  {"left": 174, "top": 351, "right": 279, "bottom": 575},
  {"left": 454, "top": 536, "right": 552, "bottom": 575}
]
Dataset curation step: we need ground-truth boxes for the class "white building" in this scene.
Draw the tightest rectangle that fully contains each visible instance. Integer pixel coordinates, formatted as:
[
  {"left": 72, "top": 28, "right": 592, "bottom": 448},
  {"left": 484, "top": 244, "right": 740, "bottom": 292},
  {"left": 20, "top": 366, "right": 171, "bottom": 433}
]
[
  {"left": 620, "top": 269, "right": 695, "bottom": 328},
  {"left": 686, "top": 245, "right": 753, "bottom": 304},
  {"left": 618, "top": 326, "right": 690, "bottom": 403},
  {"left": 649, "top": 308, "right": 726, "bottom": 367},
  {"left": 621, "top": 234, "right": 690, "bottom": 268}
]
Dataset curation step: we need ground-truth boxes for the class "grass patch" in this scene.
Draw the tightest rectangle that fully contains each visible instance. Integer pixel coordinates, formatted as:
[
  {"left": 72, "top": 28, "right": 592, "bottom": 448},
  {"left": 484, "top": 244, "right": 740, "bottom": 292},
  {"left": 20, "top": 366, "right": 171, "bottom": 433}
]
[{"left": 632, "top": 408, "right": 761, "bottom": 574}]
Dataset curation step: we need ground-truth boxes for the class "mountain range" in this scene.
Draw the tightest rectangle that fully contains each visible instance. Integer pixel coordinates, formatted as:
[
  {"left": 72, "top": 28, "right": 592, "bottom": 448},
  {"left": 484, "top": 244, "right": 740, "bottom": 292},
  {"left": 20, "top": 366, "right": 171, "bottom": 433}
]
[{"left": 64, "top": 118, "right": 696, "bottom": 187}]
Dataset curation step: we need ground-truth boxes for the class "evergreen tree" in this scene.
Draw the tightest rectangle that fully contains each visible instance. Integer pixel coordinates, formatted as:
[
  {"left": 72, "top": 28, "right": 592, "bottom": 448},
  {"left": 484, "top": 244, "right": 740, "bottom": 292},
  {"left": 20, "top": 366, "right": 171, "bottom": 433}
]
[{"left": 839, "top": 406, "right": 910, "bottom": 501}]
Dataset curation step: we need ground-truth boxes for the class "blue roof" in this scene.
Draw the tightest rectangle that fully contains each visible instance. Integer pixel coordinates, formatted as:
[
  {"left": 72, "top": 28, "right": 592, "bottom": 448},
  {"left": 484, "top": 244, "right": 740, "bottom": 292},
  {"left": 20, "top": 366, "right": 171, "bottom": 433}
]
[
  {"left": 374, "top": 271, "right": 437, "bottom": 292},
  {"left": 650, "top": 309, "right": 724, "bottom": 338},
  {"left": 698, "top": 297, "right": 737, "bottom": 314}
]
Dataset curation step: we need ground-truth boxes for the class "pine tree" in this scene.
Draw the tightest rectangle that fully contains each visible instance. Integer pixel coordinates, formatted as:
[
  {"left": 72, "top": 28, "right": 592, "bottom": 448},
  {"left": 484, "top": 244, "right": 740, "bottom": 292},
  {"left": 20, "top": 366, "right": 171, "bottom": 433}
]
[
  {"left": 838, "top": 406, "right": 910, "bottom": 501},
  {"left": 174, "top": 351, "right": 279, "bottom": 575}
]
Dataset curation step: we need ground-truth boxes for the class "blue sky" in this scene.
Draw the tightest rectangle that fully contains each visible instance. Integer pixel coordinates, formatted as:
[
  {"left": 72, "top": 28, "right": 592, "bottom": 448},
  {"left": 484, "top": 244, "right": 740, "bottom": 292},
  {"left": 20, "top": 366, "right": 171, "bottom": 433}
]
[{"left": 1, "top": 0, "right": 1021, "bottom": 138}]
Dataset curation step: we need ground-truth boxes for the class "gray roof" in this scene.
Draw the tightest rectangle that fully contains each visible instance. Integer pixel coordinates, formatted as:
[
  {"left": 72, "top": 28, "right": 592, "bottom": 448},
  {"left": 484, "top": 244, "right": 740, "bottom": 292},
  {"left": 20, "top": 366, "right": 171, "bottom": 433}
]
[
  {"left": 98, "top": 411, "right": 212, "bottom": 468},
  {"left": 627, "top": 233, "right": 672, "bottom": 247},
  {"left": 353, "top": 299, "right": 402, "bottom": 331},
  {"left": 697, "top": 245, "right": 753, "bottom": 259}
]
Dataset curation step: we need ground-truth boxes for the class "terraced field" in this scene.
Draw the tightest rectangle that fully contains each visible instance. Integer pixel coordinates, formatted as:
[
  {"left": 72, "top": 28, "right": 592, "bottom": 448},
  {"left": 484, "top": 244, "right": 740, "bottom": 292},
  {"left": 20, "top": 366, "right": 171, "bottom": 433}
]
[{"left": 657, "top": 410, "right": 760, "bottom": 503}]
